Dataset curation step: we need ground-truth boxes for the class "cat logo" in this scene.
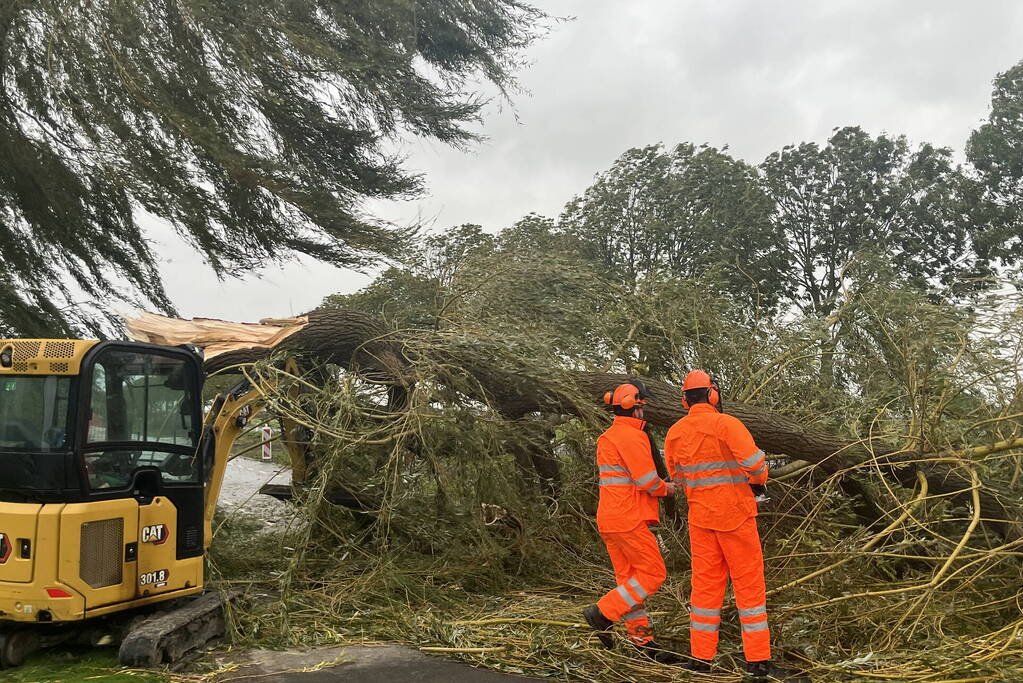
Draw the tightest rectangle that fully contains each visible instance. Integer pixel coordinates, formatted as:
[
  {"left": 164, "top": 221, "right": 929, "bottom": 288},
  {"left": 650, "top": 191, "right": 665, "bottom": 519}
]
[
  {"left": 141, "top": 524, "right": 169, "bottom": 545},
  {"left": 0, "top": 533, "right": 9, "bottom": 564}
]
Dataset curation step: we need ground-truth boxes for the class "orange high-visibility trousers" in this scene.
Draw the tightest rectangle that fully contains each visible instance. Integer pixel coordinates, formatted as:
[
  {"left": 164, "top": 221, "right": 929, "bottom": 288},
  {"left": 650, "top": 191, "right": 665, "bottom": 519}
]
[
  {"left": 595, "top": 524, "right": 667, "bottom": 644},
  {"left": 689, "top": 516, "right": 770, "bottom": 662}
]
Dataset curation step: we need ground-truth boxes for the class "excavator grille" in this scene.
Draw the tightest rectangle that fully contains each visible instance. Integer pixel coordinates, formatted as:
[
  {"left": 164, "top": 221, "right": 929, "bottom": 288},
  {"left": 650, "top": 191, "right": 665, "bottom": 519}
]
[
  {"left": 43, "top": 341, "right": 76, "bottom": 358},
  {"left": 0, "top": 338, "right": 96, "bottom": 375},
  {"left": 80, "top": 519, "right": 124, "bottom": 588}
]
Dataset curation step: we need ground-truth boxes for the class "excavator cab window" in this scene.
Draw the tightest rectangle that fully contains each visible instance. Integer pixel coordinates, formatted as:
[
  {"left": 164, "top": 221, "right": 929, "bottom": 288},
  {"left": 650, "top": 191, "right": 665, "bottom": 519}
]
[
  {"left": 87, "top": 351, "right": 195, "bottom": 447},
  {"left": 77, "top": 343, "right": 207, "bottom": 558},
  {"left": 0, "top": 375, "right": 71, "bottom": 451},
  {"left": 82, "top": 347, "right": 201, "bottom": 493},
  {"left": 0, "top": 375, "right": 73, "bottom": 498}
]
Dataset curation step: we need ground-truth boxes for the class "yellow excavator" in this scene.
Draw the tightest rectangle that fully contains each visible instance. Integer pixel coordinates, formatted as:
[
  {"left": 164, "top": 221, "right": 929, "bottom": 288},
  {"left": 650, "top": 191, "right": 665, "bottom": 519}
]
[{"left": 0, "top": 337, "right": 304, "bottom": 668}]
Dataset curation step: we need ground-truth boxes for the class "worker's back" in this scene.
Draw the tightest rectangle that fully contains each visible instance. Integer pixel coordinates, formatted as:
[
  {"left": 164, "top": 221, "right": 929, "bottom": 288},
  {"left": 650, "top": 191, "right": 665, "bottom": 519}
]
[{"left": 664, "top": 403, "right": 761, "bottom": 531}]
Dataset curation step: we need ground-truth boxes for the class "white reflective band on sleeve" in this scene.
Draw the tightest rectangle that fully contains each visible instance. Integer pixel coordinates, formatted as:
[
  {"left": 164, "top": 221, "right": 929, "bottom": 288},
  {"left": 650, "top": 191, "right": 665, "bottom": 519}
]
[
  {"left": 600, "top": 476, "right": 633, "bottom": 486},
  {"left": 599, "top": 464, "right": 629, "bottom": 473},
  {"left": 627, "top": 577, "right": 648, "bottom": 600},
  {"left": 740, "top": 449, "right": 766, "bottom": 467},
  {"left": 684, "top": 475, "right": 748, "bottom": 488},
  {"left": 741, "top": 620, "right": 769, "bottom": 632},
  {"left": 691, "top": 621, "right": 719, "bottom": 632},
  {"left": 738, "top": 605, "right": 767, "bottom": 617},
  {"left": 616, "top": 585, "right": 638, "bottom": 608},
  {"left": 622, "top": 608, "right": 649, "bottom": 621},
  {"left": 682, "top": 461, "right": 740, "bottom": 473},
  {"left": 645, "top": 479, "right": 663, "bottom": 493},
  {"left": 750, "top": 464, "right": 767, "bottom": 477},
  {"left": 634, "top": 471, "right": 657, "bottom": 486},
  {"left": 690, "top": 606, "right": 721, "bottom": 617}
]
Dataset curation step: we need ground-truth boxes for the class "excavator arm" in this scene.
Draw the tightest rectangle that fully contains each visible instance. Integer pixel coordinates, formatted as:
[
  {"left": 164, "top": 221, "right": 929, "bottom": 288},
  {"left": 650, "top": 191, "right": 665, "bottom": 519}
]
[{"left": 201, "top": 359, "right": 312, "bottom": 542}]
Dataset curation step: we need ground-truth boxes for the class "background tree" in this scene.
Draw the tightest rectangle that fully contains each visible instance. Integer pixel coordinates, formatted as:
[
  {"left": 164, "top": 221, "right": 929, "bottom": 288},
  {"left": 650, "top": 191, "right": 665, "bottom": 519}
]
[
  {"left": 559, "top": 143, "right": 783, "bottom": 307},
  {"left": 0, "top": 0, "right": 548, "bottom": 336},
  {"left": 967, "top": 59, "right": 1023, "bottom": 267},
  {"left": 761, "top": 126, "right": 982, "bottom": 317}
]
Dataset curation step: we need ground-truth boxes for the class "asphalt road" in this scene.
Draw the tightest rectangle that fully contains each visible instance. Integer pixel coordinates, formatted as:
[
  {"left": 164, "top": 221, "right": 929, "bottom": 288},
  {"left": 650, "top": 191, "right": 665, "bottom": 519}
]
[{"left": 213, "top": 645, "right": 541, "bottom": 682}]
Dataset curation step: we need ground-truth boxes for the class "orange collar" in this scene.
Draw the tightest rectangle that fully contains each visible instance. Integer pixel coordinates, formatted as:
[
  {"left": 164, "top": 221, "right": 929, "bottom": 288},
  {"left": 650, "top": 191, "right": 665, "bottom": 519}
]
[
  {"left": 613, "top": 415, "right": 648, "bottom": 430},
  {"left": 687, "top": 403, "right": 719, "bottom": 415}
]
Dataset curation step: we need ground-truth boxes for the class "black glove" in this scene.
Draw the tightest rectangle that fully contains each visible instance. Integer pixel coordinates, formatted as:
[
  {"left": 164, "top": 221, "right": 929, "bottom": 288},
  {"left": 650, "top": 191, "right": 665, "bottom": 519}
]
[{"left": 750, "top": 484, "right": 768, "bottom": 499}]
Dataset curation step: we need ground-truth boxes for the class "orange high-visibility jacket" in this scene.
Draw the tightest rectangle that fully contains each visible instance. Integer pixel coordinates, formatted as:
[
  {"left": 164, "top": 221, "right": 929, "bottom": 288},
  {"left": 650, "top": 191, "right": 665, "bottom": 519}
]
[
  {"left": 664, "top": 403, "right": 768, "bottom": 532},
  {"left": 596, "top": 416, "right": 671, "bottom": 533}
]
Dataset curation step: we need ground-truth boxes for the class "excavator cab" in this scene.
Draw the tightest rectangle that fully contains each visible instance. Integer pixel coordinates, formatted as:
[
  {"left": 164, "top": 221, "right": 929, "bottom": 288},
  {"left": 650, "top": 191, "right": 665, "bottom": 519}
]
[{"left": 0, "top": 340, "right": 210, "bottom": 666}]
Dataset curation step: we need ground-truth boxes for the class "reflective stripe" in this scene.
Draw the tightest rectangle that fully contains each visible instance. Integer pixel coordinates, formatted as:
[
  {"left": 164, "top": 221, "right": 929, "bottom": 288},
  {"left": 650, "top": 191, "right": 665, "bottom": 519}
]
[
  {"left": 750, "top": 464, "right": 767, "bottom": 477},
  {"left": 600, "top": 476, "right": 633, "bottom": 486},
  {"left": 690, "top": 606, "right": 720, "bottom": 617},
  {"left": 622, "top": 607, "right": 648, "bottom": 621},
  {"left": 616, "top": 585, "right": 638, "bottom": 608},
  {"left": 738, "top": 605, "right": 767, "bottom": 618},
  {"left": 644, "top": 478, "right": 663, "bottom": 493},
  {"left": 599, "top": 464, "right": 629, "bottom": 474},
  {"left": 627, "top": 577, "right": 648, "bottom": 600},
  {"left": 684, "top": 475, "right": 748, "bottom": 488},
  {"left": 681, "top": 461, "right": 740, "bottom": 473},
  {"left": 740, "top": 449, "right": 766, "bottom": 468},
  {"left": 634, "top": 471, "right": 657, "bottom": 486},
  {"left": 691, "top": 621, "right": 719, "bottom": 632},
  {"left": 741, "top": 620, "right": 769, "bottom": 633}
]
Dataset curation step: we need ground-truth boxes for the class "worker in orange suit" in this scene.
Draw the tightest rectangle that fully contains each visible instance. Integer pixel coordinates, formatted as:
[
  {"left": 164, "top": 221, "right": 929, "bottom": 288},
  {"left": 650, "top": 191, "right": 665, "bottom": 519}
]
[
  {"left": 582, "top": 380, "right": 682, "bottom": 664},
  {"left": 664, "top": 370, "right": 779, "bottom": 680}
]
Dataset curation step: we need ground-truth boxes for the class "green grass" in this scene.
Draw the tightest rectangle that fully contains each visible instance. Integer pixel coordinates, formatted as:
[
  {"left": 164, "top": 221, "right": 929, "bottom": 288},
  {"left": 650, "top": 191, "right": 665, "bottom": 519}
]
[{"left": 5, "top": 648, "right": 167, "bottom": 683}]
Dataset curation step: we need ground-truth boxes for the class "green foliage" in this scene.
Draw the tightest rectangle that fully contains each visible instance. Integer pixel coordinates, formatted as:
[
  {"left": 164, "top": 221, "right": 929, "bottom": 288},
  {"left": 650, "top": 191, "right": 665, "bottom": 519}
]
[
  {"left": 0, "top": 0, "right": 548, "bottom": 336},
  {"left": 967, "top": 59, "right": 1023, "bottom": 264},
  {"left": 762, "top": 127, "right": 983, "bottom": 315},
  {"left": 244, "top": 274, "right": 1023, "bottom": 680},
  {"left": 8, "top": 648, "right": 166, "bottom": 682},
  {"left": 559, "top": 143, "right": 783, "bottom": 306}
]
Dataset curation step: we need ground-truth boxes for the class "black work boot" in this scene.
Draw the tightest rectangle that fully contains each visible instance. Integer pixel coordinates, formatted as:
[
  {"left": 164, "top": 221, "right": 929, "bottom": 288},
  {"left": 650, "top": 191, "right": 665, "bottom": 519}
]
[
  {"left": 745, "top": 659, "right": 781, "bottom": 680},
  {"left": 634, "top": 639, "right": 685, "bottom": 665},
  {"left": 582, "top": 604, "right": 614, "bottom": 648},
  {"left": 683, "top": 657, "right": 713, "bottom": 673}
]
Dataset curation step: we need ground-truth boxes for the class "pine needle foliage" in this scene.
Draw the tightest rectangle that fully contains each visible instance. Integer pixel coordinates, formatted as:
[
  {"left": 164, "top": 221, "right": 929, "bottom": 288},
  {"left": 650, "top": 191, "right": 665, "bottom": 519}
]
[{"left": 0, "top": 0, "right": 548, "bottom": 336}]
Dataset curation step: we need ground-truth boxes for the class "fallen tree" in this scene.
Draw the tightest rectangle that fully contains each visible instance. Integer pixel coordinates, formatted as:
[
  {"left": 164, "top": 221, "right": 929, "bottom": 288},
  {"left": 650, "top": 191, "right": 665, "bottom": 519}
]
[
  {"left": 127, "top": 307, "right": 1022, "bottom": 541},
  {"left": 131, "top": 302, "right": 1023, "bottom": 681}
]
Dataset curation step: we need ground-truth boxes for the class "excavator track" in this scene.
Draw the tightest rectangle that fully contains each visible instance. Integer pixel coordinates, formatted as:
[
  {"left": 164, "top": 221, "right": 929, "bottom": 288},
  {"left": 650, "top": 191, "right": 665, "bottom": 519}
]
[{"left": 118, "top": 590, "right": 239, "bottom": 668}]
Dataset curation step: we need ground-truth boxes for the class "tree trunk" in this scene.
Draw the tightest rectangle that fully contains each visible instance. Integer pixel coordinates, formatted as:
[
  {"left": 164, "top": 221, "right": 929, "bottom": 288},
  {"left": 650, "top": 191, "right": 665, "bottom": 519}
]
[{"left": 129, "top": 308, "right": 1021, "bottom": 541}]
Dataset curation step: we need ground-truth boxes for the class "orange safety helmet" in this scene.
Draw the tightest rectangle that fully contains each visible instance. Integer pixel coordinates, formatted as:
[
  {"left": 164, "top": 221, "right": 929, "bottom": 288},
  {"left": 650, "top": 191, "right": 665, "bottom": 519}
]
[
  {"left": 603, "top": 380, "right": 651, "bottom": 411},
  {"left": 681, "top": 370, "right": 720, "bottom": 409}
]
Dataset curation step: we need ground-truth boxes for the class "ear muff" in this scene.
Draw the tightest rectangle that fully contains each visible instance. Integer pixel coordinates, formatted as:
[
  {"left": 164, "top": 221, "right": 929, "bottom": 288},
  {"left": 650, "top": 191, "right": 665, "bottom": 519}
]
[
  {"left": 606, "top": 384, "right": 643, "bottom": 411},
  {"left": 680, "top": 372, "right": 721, "bottom": 410}
]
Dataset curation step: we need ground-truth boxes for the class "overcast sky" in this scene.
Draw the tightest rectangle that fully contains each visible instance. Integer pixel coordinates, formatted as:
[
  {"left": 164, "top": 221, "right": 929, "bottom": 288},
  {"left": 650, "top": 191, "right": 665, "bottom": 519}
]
[{"left": 151, "top": 0, "right": 1023, "bottom": 322}]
